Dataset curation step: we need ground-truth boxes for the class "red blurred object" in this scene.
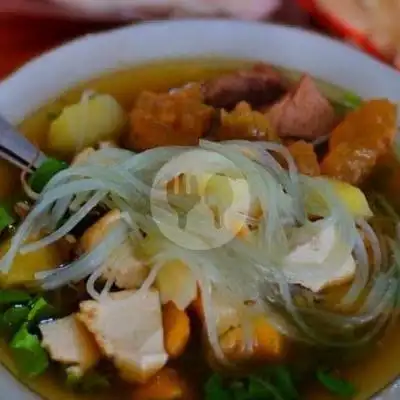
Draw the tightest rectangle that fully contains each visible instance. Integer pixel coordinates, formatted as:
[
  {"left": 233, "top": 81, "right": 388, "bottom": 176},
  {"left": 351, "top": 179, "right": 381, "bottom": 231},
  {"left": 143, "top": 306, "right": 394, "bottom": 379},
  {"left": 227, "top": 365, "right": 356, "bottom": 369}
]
[
  {"left": 0, "top": 15, "right": 117, "bottom": 79},
  {"left": 297, "top": 0, "right": 394, "bottom": 65}
]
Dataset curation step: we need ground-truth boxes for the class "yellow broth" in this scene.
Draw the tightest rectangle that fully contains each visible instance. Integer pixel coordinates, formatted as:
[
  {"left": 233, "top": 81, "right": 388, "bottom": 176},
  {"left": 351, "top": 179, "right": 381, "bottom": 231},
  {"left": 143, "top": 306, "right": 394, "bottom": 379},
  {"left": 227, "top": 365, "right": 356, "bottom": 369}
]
[{"left": 0, "top": 58, "right": 399, "bottom": 400}]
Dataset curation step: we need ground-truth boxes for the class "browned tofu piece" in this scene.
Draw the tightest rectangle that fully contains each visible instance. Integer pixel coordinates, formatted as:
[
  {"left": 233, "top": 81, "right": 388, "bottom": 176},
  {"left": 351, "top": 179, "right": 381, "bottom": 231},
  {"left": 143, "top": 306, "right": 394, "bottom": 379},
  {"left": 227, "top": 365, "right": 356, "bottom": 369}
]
[
  {"left": 80, "top": 210, "right": 148, "bottom": 290},
  {"left": 127, "top": 89, "right": 214, "bottom": 151},
  {"left": 78, "top": 290, "right": 168, "bottom": 384},
  {"left": 40, "top": 314, "right": 100, "bottom": 377}
]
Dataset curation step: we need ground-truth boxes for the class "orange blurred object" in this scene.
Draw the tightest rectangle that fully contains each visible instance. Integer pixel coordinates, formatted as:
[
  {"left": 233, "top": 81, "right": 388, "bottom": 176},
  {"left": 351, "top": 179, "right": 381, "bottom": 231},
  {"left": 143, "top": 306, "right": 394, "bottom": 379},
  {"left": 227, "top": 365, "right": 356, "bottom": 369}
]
[
  {"left": 297, "top": 0, "right": 396, "bottom": 67},
  {"left": 130, "top": 367, "right": 194, "bottom": 400},
  {"left": 162, "top": 302, "right": 191, "bottom": 359},
  {"left": 321, "top": 99, "right": 397, "bottom": 185}
]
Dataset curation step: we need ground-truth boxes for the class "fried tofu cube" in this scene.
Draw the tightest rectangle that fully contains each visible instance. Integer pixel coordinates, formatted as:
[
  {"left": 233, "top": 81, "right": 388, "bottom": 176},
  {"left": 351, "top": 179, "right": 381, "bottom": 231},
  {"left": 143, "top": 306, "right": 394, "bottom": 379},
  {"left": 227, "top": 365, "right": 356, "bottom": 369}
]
[
  {"left": 78, "top": 290, "right": 168, "bottom": 384},
  {"left": 40, "top": 314, "right": 100, "bottom": 377}
]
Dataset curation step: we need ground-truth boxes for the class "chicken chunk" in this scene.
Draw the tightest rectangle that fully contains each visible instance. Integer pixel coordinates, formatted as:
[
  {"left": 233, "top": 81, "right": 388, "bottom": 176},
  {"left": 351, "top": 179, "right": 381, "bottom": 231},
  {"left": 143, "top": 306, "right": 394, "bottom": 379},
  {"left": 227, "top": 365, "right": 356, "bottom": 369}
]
[
  {"left": 203, "top": 63, "right": 286, "bottom": 109},
  {"left": 127, "top": 89, "right": 214, "bottom": 151},
  {"left": 287, "top": 140, "right": 321, "bottom": 176},
  {"left": 268, "top": 75, "right": 336, "bottom": 140},
  {"left": 216, "top": 101, "right": 278, "bottom": 141},
  {"left": 39, "top": 315, "right": 100, "bottom": 377},
  {"left": 321, "top": 99, "right": 397, "bottom": 185},
  {"left": 80, "top": 210, "right": 148, "bottom": 290},
  {"left": 78, "top": 290, "right": 168, "bottom": 384}
]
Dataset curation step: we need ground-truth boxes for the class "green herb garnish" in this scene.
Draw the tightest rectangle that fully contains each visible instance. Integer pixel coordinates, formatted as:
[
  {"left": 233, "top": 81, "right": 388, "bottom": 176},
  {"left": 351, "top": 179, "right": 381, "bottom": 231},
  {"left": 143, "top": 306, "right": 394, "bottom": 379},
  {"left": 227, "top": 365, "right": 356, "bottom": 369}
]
[
  {"left": 0, "top": 290, "right": 31, "bottom": 306},
  {"left": 342, "top": 92, "right": 363, "bottom": 110},
  {"left": 0, "top": 206, "right": 15, "bottom": 234},
  {"left": 0, "top": 305, "right": 30, "bottom": 335},
  {"left": 316, "top": 369, "right": 356, "bottom": 398},
  {"left": 66, "top": 370, "right": 110, "bottom": 393},
  {"left": 205, "top": 374, "right": 231, "bottom": 400},
  {"left": 332, "top": 91, "right": 363, "bottom": 116},
  {"left": 10, "top": 324, "right": 49, "bottom": 377},
  {"left": 29, "top": 157, "right": 68, "bottom": 193},
  {"left": 27, "top": 297, "right": 57, "bottom": 324},
  {"left": 205, "top": 366, "right": 299, "bottom": 400}
]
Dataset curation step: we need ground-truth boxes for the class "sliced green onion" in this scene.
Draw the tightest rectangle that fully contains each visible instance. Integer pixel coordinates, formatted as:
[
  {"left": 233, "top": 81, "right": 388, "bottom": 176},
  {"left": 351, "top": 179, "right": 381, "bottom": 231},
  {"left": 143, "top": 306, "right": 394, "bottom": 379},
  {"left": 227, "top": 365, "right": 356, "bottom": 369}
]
[
  {"left": 269, "top": 366, "right": 299, "bottom": 400},
  {"left": 0, "top": 305, "right": 30, "bottom": 334},
  {"left": 29, "top": 157, "right": 68, "bottom": 193},
  {"left": 332, "top": 92, "right": 363, "bottom": 115},
  {"left": 342, "top": 92, "right": 363, "bottom": 110},
  {"left": 27, "top": 297, "right": 57, "bottom": 323},
  {"left": 205, "top": 374, "right": 232, "bottom": 400},
  {"left": 0, "top": 206, "right": 15, "bottom": 234},
  {"left": 316, "top": 369, "right": 356, "bottom": 398},
  {"left": 248, "top": 377, "right": 285, "bottom": 400},
  {"left": 0, "top": 290, "right": 31, "bottom": 306},
  {"left": 10, "top": 324, "right": 49, "bottom": 377},
  {"left": 67, "top": 370, "right": 110, "bottom": 393}
]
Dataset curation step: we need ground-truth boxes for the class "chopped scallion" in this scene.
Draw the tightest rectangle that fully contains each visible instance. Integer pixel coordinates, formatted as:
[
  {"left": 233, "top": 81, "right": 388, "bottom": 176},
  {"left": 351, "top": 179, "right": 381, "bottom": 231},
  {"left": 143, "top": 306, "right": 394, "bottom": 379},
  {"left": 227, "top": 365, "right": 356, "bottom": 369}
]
[
  {"left": 0, "top": 206, "right": 15, "bottom": 234},
  {"left": 342, "top": 92, "right": 363, "bottom": 110},
  {"left": 27, "top": 297, "right": 57, "bottom": 324},
  {"left": 10, "top": 324, "right": 49, "bottom": 377},
  {"left": 316, "top": 369, "right": 356, "bottom": 398},
  {"left": 66, "top": 370, "right": 110, "bottom": 393},
  {"left": 29, "top": 157, "right": 67, "bottom": 193},
  {"left": 0, "top": 305, "right": 30, "bottom": 335},
  {"left": 0, "top": 290, "right": 31, "bottom": 306}
]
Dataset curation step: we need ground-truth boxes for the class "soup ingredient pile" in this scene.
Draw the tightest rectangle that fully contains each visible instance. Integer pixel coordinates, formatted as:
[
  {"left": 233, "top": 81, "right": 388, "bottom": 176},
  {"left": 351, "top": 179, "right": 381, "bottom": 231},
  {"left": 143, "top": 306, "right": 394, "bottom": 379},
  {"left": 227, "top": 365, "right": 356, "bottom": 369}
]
[{"left": 0, "top": 62, "right": 398, "bottom": 399}]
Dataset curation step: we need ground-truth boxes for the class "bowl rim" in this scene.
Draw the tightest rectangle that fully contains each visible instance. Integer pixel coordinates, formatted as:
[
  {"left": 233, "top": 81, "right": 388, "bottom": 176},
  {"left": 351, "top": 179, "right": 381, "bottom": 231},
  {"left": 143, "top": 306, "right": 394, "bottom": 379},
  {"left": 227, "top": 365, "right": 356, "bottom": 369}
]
[
  {"left": 1, "top": 19, "right": 400, "bottom": 126},
  {"left": 0, "top": 19, "right": 399, "bottom": 400}
]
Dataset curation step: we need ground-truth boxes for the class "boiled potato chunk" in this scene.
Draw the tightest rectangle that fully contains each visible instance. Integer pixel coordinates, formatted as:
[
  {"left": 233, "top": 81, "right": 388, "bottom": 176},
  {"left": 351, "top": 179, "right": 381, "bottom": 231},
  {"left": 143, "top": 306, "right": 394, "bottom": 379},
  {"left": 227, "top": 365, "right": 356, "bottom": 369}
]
[
  {"left": 0, "top": 240, "right": 62, "bottom": 286},
  {"left": 48, "top": 94, "right": 126, "bottom": 156},
  {"left": 329, "top": 179, "right": 373, "bottom": 218},
  {"left": 306, "top": 177, "right": 373, "bottom": 219},
  {"left": 155, "top": 261, "right": 197, "bottom": 311}
]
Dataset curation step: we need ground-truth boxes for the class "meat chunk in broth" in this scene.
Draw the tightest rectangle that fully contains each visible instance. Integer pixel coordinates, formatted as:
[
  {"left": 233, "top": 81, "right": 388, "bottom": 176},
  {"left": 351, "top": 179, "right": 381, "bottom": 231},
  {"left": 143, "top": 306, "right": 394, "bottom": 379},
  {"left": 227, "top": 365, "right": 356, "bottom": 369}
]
[
  {"left": 39, "top": 315, "right": 101, "bottom": 377},
  {"left": 203, "top": 63, "right": 286, "bottom": 109},
  {"left": 216, "top": 101, "right": 278, "bottom": 141},
  {"left": 127, "top": 88, "right": 214, "bottom": 151},
  {"left": 321, "top": 99, "right": 397, "bottom": 185},
  {"left": 268, "top": 75, "right": 336, "bottom": 140},
  {"left": 78, "top": 290, "right": 168, "bottom": 384},
  {"left": 287, "top": 140, "right": 321, "bottom": 176}
]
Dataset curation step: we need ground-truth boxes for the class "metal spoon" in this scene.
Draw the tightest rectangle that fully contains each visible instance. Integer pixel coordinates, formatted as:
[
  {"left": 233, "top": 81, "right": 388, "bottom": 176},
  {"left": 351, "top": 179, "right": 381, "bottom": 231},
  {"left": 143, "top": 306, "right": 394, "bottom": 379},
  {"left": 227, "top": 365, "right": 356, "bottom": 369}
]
[{"left": 0, "top": 115, "right": 47, "bottom": 172}]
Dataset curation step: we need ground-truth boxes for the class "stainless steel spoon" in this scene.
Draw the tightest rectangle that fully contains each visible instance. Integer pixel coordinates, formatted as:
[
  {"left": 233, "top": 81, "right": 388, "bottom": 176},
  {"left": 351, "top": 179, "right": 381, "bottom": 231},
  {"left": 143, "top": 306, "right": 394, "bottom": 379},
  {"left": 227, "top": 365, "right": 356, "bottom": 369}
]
[{"left": 0, "top": 115, "right": 47, "bottom": 172}]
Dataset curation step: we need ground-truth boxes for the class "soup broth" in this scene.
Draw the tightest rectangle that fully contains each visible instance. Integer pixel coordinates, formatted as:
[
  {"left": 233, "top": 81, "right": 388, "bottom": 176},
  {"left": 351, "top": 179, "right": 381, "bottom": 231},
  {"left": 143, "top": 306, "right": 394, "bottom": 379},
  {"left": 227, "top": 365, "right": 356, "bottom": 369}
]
[{"left": 0, "top": 58, "right": 399, "bottom": 400}]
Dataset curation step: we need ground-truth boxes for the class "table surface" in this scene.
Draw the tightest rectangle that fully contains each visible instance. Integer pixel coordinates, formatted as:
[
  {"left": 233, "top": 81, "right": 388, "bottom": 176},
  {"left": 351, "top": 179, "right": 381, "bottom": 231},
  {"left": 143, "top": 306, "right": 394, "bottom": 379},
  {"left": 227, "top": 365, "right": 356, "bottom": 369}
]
[
  {"left": 0, "top": 15, "right": 119, "bottom": 80},
  {"left": 0, "top": 6, "right": 318, "bottom": 80}
]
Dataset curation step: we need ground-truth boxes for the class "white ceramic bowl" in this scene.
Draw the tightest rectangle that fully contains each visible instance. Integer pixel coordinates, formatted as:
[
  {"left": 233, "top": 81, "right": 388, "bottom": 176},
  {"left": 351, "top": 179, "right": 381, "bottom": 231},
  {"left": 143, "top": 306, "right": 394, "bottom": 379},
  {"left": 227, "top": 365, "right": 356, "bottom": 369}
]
[{"left": 0, "top": 19, "right": 399, "bottom": 399}]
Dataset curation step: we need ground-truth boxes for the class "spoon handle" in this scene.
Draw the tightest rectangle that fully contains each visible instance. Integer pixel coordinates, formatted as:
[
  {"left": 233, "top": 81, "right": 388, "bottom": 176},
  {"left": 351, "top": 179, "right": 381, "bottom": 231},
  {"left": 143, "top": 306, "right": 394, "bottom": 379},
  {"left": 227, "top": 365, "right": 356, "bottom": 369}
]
[{"left": 0, "top": 115, "right": 47, "bottom": 172}]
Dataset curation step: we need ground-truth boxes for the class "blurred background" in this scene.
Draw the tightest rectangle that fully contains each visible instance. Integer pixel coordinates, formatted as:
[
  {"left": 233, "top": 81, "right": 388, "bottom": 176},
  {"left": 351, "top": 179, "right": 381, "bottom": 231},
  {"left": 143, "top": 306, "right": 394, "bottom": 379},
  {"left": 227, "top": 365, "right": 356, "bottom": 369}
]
[{"left": 0, "top": 0, "right": 399, "bottom": 80}]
